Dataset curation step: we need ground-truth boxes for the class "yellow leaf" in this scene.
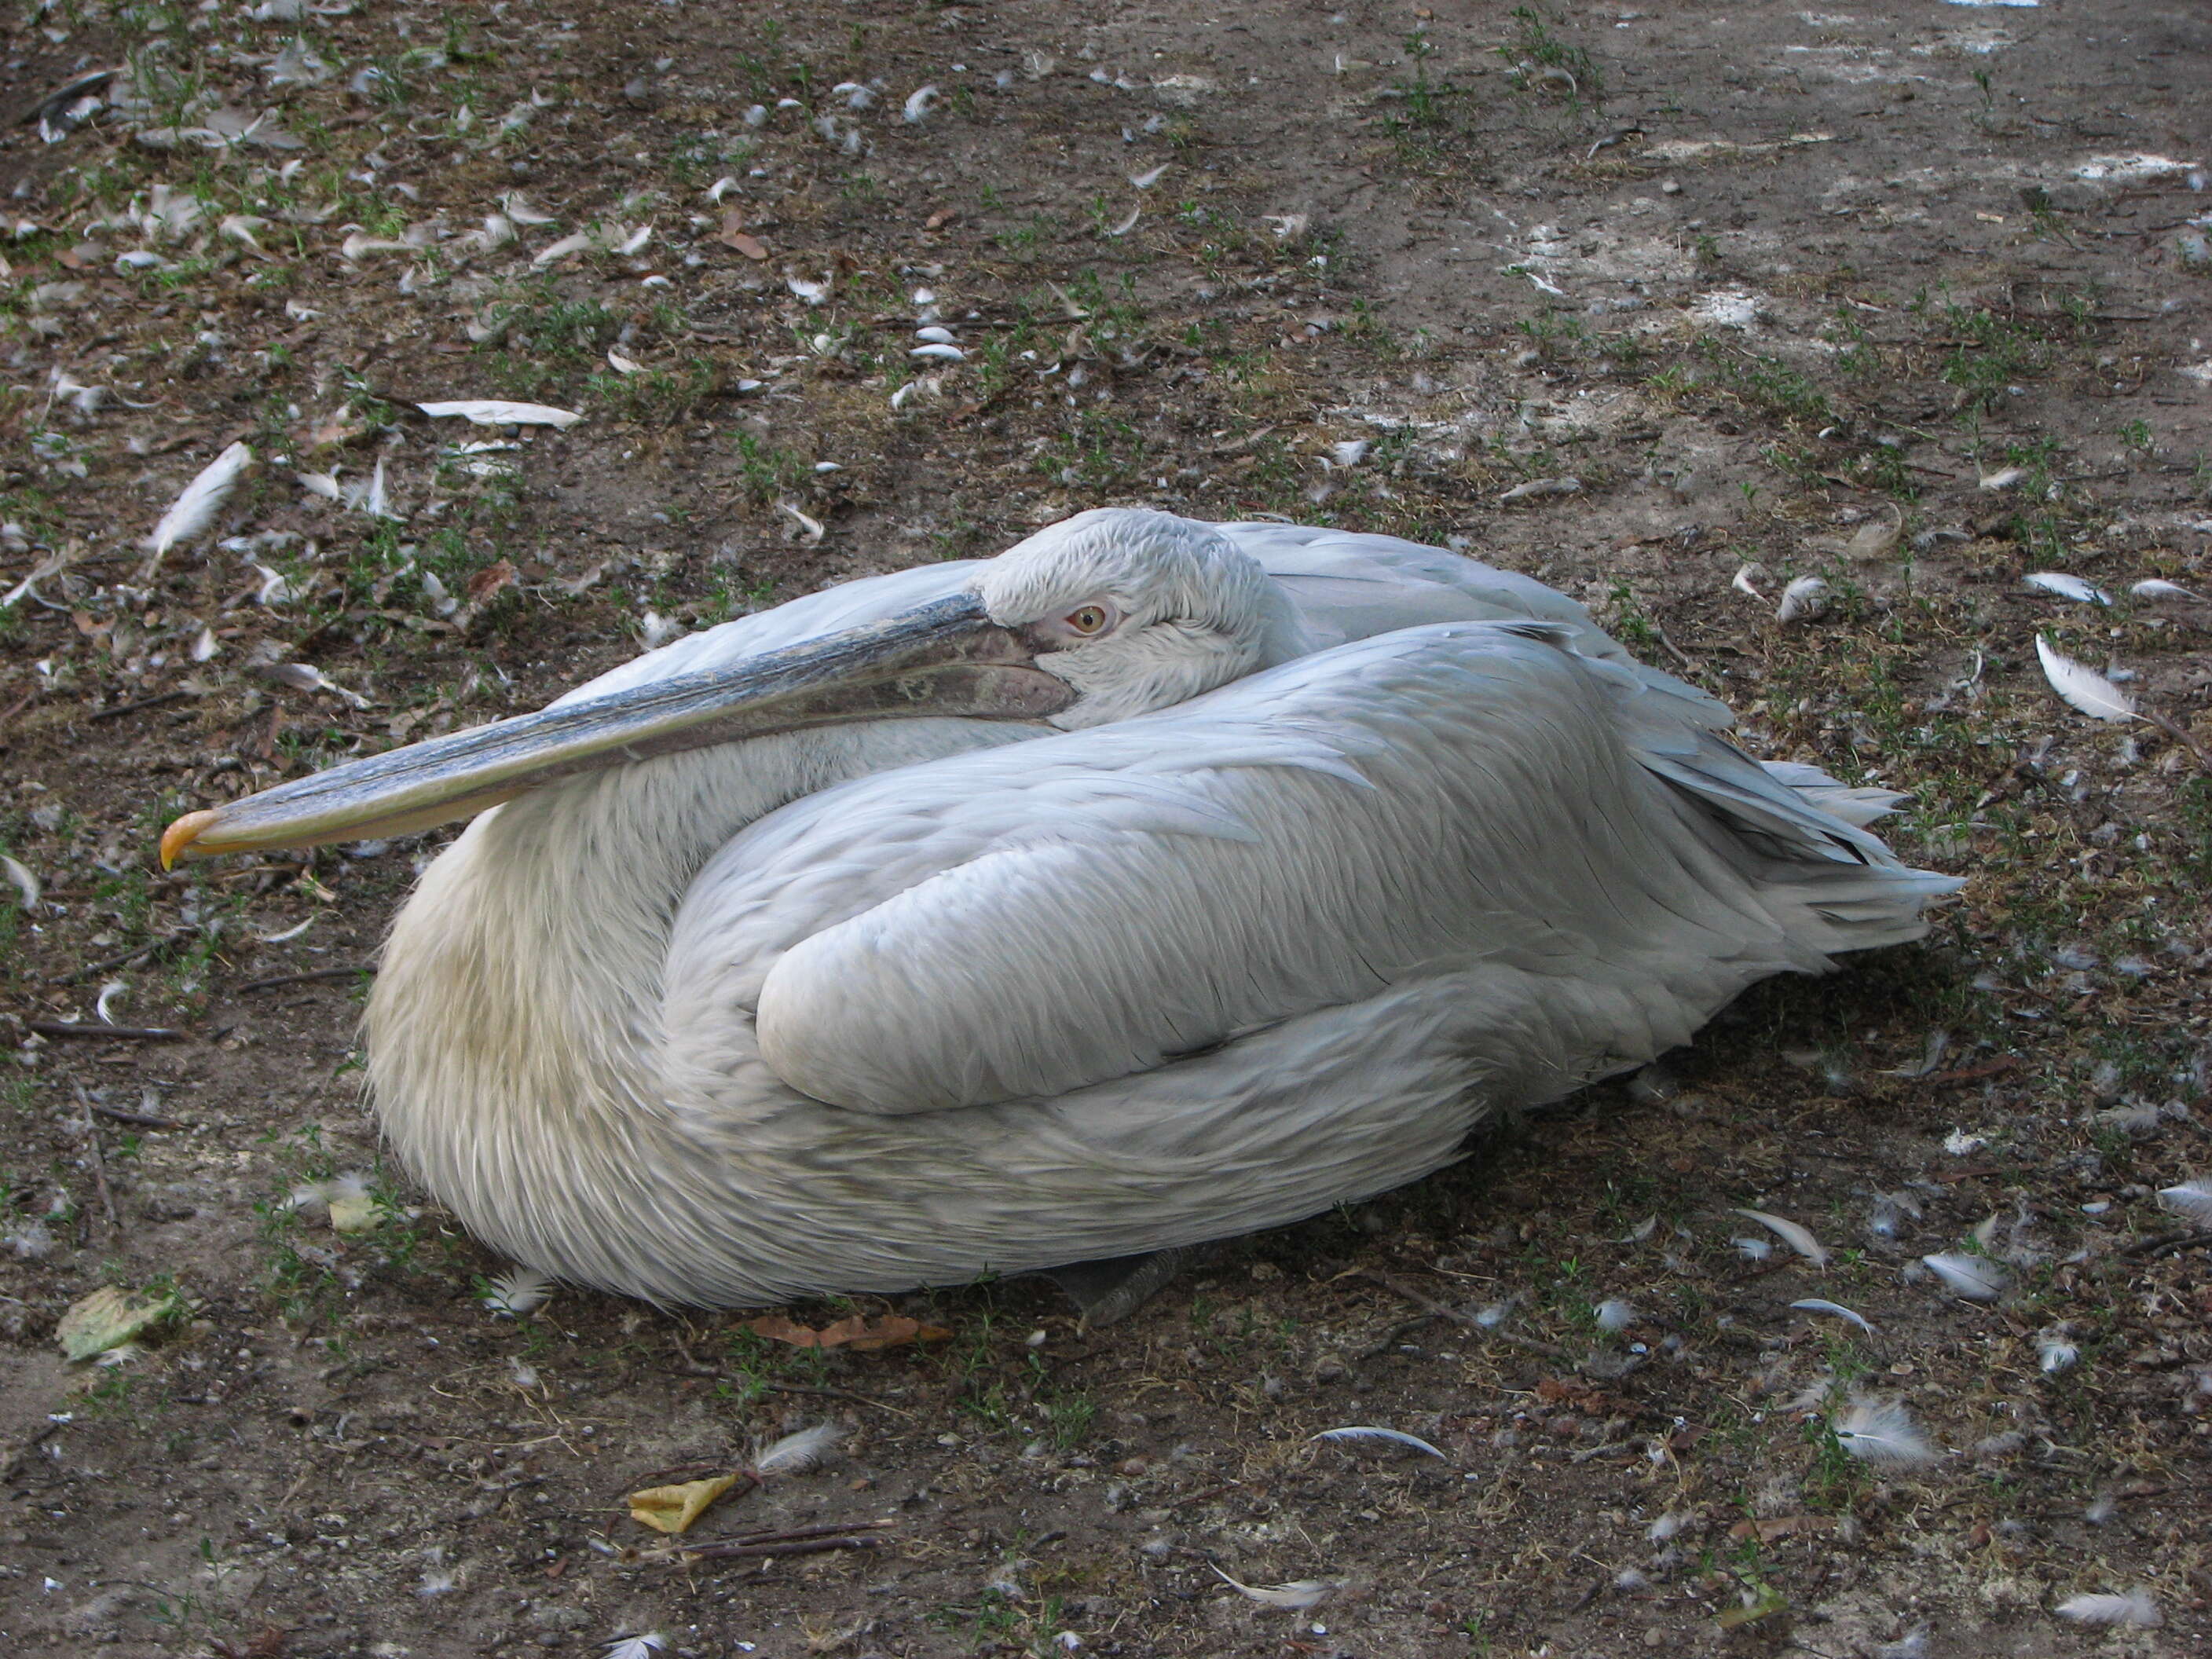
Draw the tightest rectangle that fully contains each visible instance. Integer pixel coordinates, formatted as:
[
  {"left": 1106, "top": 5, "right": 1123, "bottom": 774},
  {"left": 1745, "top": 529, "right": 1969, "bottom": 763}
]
[
  {"left": 628, "top": 1472, "right": 745, "bottom": 1534},
  {"left": 327, "top": 1191, "right": 380, "bottom": 1233},
  {"left": 57, "top": 1285, "right": 181, "bottom": 1363}
]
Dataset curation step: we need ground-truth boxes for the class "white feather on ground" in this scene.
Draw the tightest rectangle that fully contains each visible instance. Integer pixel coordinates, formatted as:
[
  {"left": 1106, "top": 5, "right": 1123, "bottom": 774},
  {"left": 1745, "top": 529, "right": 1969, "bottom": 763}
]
[
  {"left": 2023, "top": 571, "right": 2111, "bottom": 605},
  {"left": 754, "top": 1421, "right": 844, "bottom": 1474},
  {"left": 1593, "top": 1298, "right": 1637, "bottom": 1333},
  {"left": 2053, "top": 1590, "right": 2161, "bottom": 1628},
  {"left": 2034, "top": 636, "right": 2135, "bottom": 723},
  {"left": 1776, "top": 574, "right": 1829, "bottom": 623},
  {"left": 1830, "top": 1400, "right": 1936, "bottom": 1467},
  {"left": 2156, "top": 1180, "right": 2212, "bottom": 1225},
  {"left": 1210, "top": 1566, "right": 1341, "bottom": 1610},
  {"left": 1790, "top": 1298, "right": 1875, "bottom": 1335},
  {"left": 2, "top": 855, "right": 39, "bottom": 911},
  {"left": 145, "top": 441, "right": 254, "bottom": 562},
  {"left": 1734, "top": 1207, "right": 1829, "bottom": 1266},
  {"left": 1309, "top": 1426, "right": 1445, "bottom": 1459},
  {"left": 2130, "top": 577, "right": 2199, "bottom": 601},
  {"left": 599, "top": 1635, "right": 668, "bottom": 1659},
  {"left": 1921, "top": 1251, "right": 2008, "bottom": 1302},
  {"left": 2036, "top": 1332, "right": 2079, "bottom": 1374},
  {"left": 417, "top": 400, "right": 582, "bottom": 429},
  {"left": 480, "top": 1265, "right": 555, "bottom": 1317}
]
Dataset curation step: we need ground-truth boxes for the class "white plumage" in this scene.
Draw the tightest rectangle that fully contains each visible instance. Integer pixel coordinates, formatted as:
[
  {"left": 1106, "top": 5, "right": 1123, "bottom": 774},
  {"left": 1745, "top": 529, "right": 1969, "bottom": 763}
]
[{"left": 167, "top": 509, "right": 1956, "bottom": 1310}]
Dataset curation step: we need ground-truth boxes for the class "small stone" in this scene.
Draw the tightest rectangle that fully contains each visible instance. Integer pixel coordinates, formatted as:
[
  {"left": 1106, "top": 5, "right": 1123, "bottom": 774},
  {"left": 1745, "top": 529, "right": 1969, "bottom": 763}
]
[{"left": 1661, "top": 179, "right": 1682, "bottom": 196}]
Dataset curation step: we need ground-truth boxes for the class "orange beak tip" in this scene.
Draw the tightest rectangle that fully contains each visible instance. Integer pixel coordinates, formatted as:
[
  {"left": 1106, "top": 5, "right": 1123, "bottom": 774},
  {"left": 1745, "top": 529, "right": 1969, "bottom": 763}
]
[{"left": 159, "top": 809, "right": 218, "bottom": 871}]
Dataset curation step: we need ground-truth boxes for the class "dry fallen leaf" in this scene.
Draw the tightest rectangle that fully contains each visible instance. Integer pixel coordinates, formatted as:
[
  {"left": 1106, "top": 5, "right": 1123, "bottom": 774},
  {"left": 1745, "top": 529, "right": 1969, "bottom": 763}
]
[
  {"left": 1727, "top": 1514, "right": 1837, "bottom": 1543},
  {"left": 628, "top": 1472, "right": 747, "bottom": 1533},
  {"left": 716, "top": 211, "right": 768, "bottom": 260},
  {"left": 466, "top": 558, "right": 518, "bottom": 605},
  {"left": 745, "top": 1313, "right": 950, "bottom": 1351}
]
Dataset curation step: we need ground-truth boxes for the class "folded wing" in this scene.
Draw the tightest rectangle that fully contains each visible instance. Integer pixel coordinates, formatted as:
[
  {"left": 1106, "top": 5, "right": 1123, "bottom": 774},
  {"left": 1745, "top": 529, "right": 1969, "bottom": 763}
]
[{"left": 662, "top": 622, "right": 1952, "bottom": 1119}]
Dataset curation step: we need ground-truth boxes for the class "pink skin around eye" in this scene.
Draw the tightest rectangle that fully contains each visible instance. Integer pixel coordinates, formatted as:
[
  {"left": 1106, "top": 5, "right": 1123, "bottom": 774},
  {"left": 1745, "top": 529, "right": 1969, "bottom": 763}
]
[{"left": 1031, "top": 599, "right": 1123, "bottom": 645}]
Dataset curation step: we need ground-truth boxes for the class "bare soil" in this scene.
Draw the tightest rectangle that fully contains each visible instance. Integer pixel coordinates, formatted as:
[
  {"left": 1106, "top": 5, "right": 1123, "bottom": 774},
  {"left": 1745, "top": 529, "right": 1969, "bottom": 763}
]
[{"left": 1, "top": 1, "right": 2209, "bottom": 1655}]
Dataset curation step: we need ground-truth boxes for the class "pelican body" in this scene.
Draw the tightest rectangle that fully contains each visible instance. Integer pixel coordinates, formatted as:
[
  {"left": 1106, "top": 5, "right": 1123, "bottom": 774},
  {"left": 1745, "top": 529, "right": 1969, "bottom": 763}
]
[{"left": 163, "top": 511, "right": 1955, "bottom": 1308}]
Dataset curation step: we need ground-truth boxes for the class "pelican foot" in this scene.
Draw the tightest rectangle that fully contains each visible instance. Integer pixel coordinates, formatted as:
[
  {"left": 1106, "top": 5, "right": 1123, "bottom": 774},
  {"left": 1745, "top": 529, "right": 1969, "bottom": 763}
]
[{"left": 1042, "top": 1247, "right": 1196, "bottom": 1328}]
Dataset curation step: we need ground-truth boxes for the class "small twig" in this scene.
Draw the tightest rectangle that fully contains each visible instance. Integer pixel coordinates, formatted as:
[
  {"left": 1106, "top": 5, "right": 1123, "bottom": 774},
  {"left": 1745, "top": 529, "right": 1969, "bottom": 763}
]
[
  {"left": 1569, "top": 1437, "right": 1651, "bottom": 1464},
  {"left": 28, "top": 1020, "right": 189, "bottom": 1042},
  {"left": 651, "top": 1518, "right": 896, "bottom": 1563},
  {"left": 236, "top": 964, "right": 376, "bottom": 994},
  {"left": 51, "top": 930, "right": 197, "bottom": 984},
  {"left": 1651, "top": 622, "right": 1695, "bottom": 669},
  {"left": 89, "top": 690, "right": 189, "bottom": 721},
  {"left": 751, "top": 1379, "right": 914, "bottom": 1419},
  {"left": 2141, "top": 709, "right": 2212, "bottom": 775},
  {"left": 1167, "top": 1480, "right": 1246, "bottom": 1511},
  {"left": 2121, "top": 1229, "right": 2212, "bottom": 1260},
  {"left": 90, "top": 1100, "right": 189, "bottom": 1131},
  {"left": 1361, "top": 1268, "right": 1580, "bottom": 1361},
  {"left": 668, "top": 1336, "right": 917, "bottom": 1417},
  {"left": 0, "top": 690, "right": 35, "bottom": 733},
  {"left": 1360, "top": 1267, "right": 1480, "bottom": 1328},
  {"left": 78, "top": 1090, "right": 119, "bottom": 1229},
  {"left": 1919, "top": 1055, "right": 2020, "bottom": 1088},
  {"left": 1357, "top": 1311, "right": 1439, "bottom": 1359}
]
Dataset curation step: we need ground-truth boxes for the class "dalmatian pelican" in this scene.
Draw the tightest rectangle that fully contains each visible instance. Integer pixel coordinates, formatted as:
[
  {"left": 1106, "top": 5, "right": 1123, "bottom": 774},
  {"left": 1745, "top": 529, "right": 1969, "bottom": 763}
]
[{"left": 162, "top": 510, "right": 1955, "bottom": 1320}]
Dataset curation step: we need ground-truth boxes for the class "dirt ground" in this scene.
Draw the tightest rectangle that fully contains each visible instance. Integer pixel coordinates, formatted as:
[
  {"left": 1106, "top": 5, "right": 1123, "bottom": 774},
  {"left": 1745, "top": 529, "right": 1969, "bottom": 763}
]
[{"left": 2, "top": 0, "right": 2209, "bottom": 1654}]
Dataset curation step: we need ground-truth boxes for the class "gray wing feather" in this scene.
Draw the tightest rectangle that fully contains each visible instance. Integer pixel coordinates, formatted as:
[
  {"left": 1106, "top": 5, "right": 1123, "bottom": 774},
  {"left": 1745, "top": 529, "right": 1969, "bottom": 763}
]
[{"left": 665, "top": 622, "right": 1954, "bottom": 1119}]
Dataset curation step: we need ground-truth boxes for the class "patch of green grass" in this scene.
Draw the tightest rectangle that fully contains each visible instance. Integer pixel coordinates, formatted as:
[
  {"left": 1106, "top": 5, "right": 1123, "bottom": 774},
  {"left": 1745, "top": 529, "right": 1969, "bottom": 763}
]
[
  {"left": 586, "top": 361, "right": 721, "bottom": 425},
  {"left": 732, "top": 431, "right": 808, "bottom": 504},
  {"left": 1036, "top": 408, "right": 1149, "bottom": 492},
  {"left": 1503, "top": 5, "right": 1604, "bottom": 104}
]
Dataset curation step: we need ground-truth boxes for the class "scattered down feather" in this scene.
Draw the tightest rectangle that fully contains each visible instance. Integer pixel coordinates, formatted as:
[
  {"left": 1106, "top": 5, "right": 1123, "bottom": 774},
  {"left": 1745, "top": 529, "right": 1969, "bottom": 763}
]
[
  {"left": 2034, "top": 636, "right": 2135, "bottom": 723},
  {"left": 481, "top": 1266, "right": 555, "bottom": 1317},
  {"left": 1734, "top": 1207, "right": 1829, "bottom": 1266},
  {"left": 2054, "top": 1590, "right": 2161, "bottom": 1628},
  {"left": 1776, "top": 575, "right": 1829, "bottom": 623},
  {"left": 2022, "top": 571, "right": 2111, "bottom": 605},
  {"left": 2036, "top": 1332, "right": 2078, "bottom": 1375},
  {"left": 418, "top": 400, "right": 582, "bottom": 429},
  {"left": 146, "top": 441, "right": 254, "bottom": 560},
  {"left": 2, "top": 855, "right": 39, "bottom": 911},
  {"left": 1790, "top": 1298, "right": 1875, "bottom": 1335},
  {"left": 599, "top": 1635, "right": 668, "bottom": 1659},
  {"left": 1830, "top": 1401, "right": 1936, "bottom": 1467},
  {"left": 1210, "top": 1566, "right": 1340, "bottom": 1610},
  {"left": 1921, "top": 1252, "right": 2008, "bottom": 1302},
  {"left": 2130, "top": 577, "right": 2199, "bottom": 602},
  {"left": 754, "top": 1421, "right": 844, "bottom": 1475},
  {"left": 1309, "top": 1426, "right": 1445, "bottom": 1459},
  {"left": 2156, "top": 1180, "right": 2212, "bottom": 1225},
  {"left": 1593, "top": 1298, "right": 1637, "bottom": 1333}
]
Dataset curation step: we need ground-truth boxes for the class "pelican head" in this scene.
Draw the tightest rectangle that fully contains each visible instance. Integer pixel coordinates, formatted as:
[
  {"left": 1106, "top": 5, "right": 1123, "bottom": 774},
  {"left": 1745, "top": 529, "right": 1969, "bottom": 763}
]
[
  {"left": 159, "top": 507, "right": 1306, "bottom": 865},
  {"left": 975, "top": 507, "right": 1308, "bottom": 728}
]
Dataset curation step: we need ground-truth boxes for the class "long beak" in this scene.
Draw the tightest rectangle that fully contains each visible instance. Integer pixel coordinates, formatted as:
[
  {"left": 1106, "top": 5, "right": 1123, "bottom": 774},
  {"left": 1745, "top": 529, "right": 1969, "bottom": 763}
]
[{"left": 160, "top": 591, "right": 1068, "bottom": 865}]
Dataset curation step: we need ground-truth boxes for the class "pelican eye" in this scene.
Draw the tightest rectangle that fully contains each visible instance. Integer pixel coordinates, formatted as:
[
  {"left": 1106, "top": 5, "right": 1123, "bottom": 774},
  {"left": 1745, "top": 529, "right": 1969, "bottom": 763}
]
[{"left": 1064, "top": 602, "right": 1114, "bottom": 635}]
